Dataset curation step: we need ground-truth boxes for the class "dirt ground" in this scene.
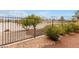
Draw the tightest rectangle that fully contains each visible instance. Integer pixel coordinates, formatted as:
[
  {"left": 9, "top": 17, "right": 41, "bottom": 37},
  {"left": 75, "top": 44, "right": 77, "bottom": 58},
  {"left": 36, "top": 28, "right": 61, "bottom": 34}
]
[
  {"left": 51, "top": 33, "right": 79, "bottom": 48},
  {"left": 44, "top": 33, "right": 79, "bottom": 48},
  {"left": 4, "top": 33, "right": 79, "bottom": 48},
  {"left": 4, "top": 35, "right": 54, "bottom": 48}
]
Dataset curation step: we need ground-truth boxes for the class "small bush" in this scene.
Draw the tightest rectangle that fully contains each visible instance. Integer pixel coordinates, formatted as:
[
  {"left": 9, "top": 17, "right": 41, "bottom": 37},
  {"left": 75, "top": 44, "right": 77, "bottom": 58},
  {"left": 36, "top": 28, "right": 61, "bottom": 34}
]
[
  {"left": 65, "top": 24, "right": 74, "bottom": 34},
  {"left": 43, "top": 22, "right": 79, "bottom": 42},
  {"left": 57, "top": 25, "right": 66, "bottom": 35},
  {"left": 72, "top": 24, "right": 79, "bottom": 32},
  {"left": 46, "top": 26, "right": 59, "bottom": 41},
  {"left": 65, "top": 23, "right": 79, "bottom": 33},
  {"left": 42, "top": 25, "right": 52, "bottom": 33}
]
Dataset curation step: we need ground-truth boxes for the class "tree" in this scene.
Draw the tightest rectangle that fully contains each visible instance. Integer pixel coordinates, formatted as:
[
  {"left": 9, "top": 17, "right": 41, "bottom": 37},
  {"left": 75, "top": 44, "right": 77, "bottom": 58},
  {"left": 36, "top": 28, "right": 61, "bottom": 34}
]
[
  {"left": 74, "top": 10, "right": 79, "bottom": 19},
  {"left": 75, "top": 10, "right": 79, "bottom": 15},
  {"left": 21, "top": 14, "right": 42, "bottom": 38},
  {"left": 71, "top": 17, "right": 76, "bottom": 23},
  {"left": 74, "top": 10, "right": 79, "bottom": 25},
  {"left": 59, "top": 16, "right": 64, "bottom": 26},
  {"left": 26, "top": 14, "right": 42, "bottom": 38},
  {"left": 21, "top": 18, "right": 30, "bottom": 30}
]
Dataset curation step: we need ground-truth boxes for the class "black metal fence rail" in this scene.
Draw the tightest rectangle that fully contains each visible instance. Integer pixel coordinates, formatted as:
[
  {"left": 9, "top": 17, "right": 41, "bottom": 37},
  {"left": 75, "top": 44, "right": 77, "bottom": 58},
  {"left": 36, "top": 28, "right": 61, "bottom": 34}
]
[
  {"left": 0, "top": 16, "right": 45, "bottom": 46},
  {"left": 0, "top": 16, "right": 78, "bottom": 47}
]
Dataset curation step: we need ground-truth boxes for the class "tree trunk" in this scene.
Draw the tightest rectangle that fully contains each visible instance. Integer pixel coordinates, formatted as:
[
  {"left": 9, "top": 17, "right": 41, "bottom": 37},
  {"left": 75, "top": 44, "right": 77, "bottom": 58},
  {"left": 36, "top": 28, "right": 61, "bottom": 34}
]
[{"left": 34, "top": 26, "right": 36, "bottom": 38}]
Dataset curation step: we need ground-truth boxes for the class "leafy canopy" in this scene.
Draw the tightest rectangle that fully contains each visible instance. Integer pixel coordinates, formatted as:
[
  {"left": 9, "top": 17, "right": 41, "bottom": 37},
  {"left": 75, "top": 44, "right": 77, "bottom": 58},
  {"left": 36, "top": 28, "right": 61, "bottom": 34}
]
[
  {"left": 21, "top": 14, "right": 42, "bottom": 29},
  {"left": 26, "top": 14, "right": 42, "bottom": 27}
]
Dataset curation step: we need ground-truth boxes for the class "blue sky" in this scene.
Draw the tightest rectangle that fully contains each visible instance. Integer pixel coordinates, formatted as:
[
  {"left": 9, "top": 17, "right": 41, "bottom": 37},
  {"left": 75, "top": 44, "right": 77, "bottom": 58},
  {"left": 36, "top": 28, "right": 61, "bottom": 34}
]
[{"left": 0, "top": 10, "right": 77, "bottom": 19}]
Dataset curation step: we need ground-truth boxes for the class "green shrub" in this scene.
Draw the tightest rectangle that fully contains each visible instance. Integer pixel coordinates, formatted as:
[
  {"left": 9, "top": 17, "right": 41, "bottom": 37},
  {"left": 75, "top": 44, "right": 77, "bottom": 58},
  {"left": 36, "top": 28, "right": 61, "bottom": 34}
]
[
  {"left": 65, "top": 24, "right": 74, "bottom": 34},
  {"left": 72, "top": 24, "right": 79, "bottom": 32},
  {"left": 65, "top": 23, "right": 79, "bottom": 33},
  {"left": 42, "top": 25, "right": 52, "bottom": 33},
  {"left": 43, "top": 22, "right": 79, "bottom": 41},
  {"left": 45, "top": 26, "right": 59, "bottom": 41},
  {"left": 57, "top": 25, "right": 66, "bottom": 35}
]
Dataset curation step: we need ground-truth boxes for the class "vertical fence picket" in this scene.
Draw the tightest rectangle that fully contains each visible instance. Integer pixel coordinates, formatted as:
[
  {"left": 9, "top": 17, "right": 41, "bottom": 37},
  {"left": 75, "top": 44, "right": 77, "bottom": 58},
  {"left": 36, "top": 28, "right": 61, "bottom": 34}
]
[
  {"left": 5, "top": 17, "right": 6, "bottom": 44},
  {"left": 2, "top": 16, "right": 3, "bottom": 47},
  {"left": 0, "top": 16, "right": 75, "bottom": 47}
]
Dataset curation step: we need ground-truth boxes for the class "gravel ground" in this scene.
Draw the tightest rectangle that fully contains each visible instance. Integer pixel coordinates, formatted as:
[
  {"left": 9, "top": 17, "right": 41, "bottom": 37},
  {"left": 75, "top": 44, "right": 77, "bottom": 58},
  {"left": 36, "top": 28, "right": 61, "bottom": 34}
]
[
  {"left": 3, "top": 33, "right": 79, "bottom": 48},
  {"left": 0, "top": 29, "right": 44, "bottom": 45},
  {"left": 4, "top": 35, "right": 55, "bottom": 48},
  {"left": 47, "top": 33, "right": 79, "bottom": 48}
]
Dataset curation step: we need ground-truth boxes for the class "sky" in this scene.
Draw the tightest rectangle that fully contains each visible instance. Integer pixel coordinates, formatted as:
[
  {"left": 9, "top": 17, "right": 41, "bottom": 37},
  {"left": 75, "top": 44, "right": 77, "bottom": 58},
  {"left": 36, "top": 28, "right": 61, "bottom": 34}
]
[{"left": 0, "top": 10, "right": 77, "bottom": 19}]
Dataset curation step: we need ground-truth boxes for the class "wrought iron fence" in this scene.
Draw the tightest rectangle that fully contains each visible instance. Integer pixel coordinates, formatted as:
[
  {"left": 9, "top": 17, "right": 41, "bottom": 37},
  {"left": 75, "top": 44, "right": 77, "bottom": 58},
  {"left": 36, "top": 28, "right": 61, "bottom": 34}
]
[
  {"left": 0, "top": 16, "right": 78, "bottom": 47},
  {"left": 0, "top": 16, "right": 45, "bottom": 47}
]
